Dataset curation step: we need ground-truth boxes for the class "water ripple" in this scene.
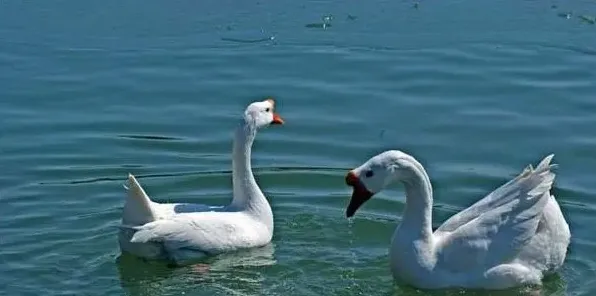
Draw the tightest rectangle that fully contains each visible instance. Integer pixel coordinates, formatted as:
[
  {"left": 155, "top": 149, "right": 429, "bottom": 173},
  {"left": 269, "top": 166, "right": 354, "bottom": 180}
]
[{"left": 2, "top": 5, "right": 596, "bottom": 294}]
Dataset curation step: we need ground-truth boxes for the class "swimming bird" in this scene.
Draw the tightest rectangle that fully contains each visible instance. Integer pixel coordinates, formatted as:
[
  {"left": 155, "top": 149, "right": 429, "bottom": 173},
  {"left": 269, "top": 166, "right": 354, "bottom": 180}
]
[
  {"left": 345, "top": 150, "right": 570, "bottom": 290},
  {"left": 118, "top": 98, "right": 284, "bottom": 265}
]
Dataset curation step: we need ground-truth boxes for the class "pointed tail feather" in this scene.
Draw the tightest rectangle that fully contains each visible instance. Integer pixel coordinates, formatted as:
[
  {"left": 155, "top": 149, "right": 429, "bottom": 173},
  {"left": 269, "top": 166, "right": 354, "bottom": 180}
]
[
  {"left": 536, "top": 154, "right": 557, "bottom": 172},
  {"left": 122, "top": 174, "right": 158, "bottom": 226}
]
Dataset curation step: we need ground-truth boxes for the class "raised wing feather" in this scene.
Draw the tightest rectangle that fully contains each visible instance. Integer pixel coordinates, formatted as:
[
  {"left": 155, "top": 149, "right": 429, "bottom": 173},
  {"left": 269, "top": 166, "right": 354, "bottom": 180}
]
[
  {"left": 435, "top": 155, "right": 556, "bottom": 272},
  {"left": 435, "top": 154, "right": 555, "bottom": 235}
]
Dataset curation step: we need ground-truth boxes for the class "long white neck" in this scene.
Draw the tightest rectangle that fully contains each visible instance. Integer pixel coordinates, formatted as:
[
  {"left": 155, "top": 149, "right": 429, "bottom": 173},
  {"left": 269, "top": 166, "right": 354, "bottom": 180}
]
[
  {"left": 388, "top": 155, "right": 436, "bottom": 279},
  {"left": 396, "top": 156, "right": 434, "bottom": 242},
  {"left": 230, "top": 122, "right": 273, "bottom": 230}
]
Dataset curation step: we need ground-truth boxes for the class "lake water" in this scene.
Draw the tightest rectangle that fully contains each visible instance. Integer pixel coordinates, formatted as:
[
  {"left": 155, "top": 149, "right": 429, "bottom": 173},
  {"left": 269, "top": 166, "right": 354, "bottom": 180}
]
[{"left": 2, "top": 0, "right": 596, "bottom": 295}]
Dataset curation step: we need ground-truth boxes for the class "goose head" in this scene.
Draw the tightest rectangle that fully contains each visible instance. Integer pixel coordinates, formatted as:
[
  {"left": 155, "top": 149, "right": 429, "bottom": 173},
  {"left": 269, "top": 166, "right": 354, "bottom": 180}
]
[
  {"left": 344, "top": 150, "right": 414, "bottom": 217},
  {"left": 244, "top": 98, "right": 284, "bottom": 129}
]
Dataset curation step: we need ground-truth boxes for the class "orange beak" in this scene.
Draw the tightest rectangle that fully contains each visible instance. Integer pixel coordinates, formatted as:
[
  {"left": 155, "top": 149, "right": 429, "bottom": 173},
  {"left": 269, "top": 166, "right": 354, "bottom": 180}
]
[
  {"left": 272, "top": 113, "right": 284, "bottom": 125},
  {"left": 265, "top": 97, "right": 284, "bottom": 125}
]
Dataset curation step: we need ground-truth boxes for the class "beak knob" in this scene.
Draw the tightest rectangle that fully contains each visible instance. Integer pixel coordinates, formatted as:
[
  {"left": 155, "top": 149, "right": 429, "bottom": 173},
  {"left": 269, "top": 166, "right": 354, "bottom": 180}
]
[{"left": 345, "top": 171, "right": 358, "bottom": 186}]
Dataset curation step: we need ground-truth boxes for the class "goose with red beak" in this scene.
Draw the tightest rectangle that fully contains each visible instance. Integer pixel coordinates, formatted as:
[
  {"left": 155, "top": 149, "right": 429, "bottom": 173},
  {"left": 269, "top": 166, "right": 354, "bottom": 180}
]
[{"left": 344, "top": 150, "right": 570, "bottom": 290}]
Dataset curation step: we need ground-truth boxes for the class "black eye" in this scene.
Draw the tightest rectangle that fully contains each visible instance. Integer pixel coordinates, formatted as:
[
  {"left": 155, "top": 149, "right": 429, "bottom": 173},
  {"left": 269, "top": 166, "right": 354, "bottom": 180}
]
[
  {"left": 265, "top": 108, "right": 270, "bottom": 112},
  {"left": 365, "top": 170, "right": 374, "bottom": 178}
]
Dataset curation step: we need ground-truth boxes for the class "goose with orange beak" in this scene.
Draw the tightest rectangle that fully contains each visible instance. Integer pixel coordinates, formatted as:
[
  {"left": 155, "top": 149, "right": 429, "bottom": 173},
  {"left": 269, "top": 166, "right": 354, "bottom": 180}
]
[{"left": 118, "top": 98, "right": 284, "bottom": 265}]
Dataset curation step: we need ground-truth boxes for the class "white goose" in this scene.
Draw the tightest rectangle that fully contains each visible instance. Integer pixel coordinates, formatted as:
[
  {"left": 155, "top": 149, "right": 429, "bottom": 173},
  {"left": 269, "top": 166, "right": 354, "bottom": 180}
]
[
  {"left": 344, "top": 150, "right": 570, "bottom": 290},
  {"left": 118, "top": 99, "right": 284, "bottom": 264}
]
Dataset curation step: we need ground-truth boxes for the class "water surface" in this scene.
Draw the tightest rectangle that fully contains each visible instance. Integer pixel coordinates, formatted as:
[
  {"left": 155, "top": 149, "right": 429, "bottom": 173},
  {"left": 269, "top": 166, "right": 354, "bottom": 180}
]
[{"left": 1, "top": 0, "right": 596, "bottom": 295}]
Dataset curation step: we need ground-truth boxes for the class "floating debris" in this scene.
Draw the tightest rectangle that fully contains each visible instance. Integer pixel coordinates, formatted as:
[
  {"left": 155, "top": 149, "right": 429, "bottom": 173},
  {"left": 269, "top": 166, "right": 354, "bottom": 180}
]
[
  {"left": 347, "top": 14, "right": 357, "bottom": 21},
  {"left": 557, "top": 11, "right": 572, "bottom": 19},
  {"left": 551, "top": 4, "right": 558, "bottom": 9},
  {"left": 306, "top": 14, "right": 334, "bottom": 29},
  {"left": 413, "top": 2, "right": 419, "bottom": 9},
  {"left": 579, "top": 15, "right": 596, "bottom": 24},
  {"left": 305, "top": 23, "right": 332, "bottom": 29}
]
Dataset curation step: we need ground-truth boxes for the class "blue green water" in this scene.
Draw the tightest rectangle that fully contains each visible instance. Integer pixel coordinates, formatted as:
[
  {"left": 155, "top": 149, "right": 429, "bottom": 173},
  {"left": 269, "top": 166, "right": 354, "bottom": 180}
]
[{"left": 2, "top": 0, "right": 596, "bottom": 295}]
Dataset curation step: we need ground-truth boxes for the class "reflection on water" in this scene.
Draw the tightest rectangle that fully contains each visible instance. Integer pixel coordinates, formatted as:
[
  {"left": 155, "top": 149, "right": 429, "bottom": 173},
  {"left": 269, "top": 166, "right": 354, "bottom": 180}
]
[
  {"left": 117, "top": 244, "right": 277, "bottom": 296},
  {"left": 387, "top": 273, "right": 567, "bottom": 296}
]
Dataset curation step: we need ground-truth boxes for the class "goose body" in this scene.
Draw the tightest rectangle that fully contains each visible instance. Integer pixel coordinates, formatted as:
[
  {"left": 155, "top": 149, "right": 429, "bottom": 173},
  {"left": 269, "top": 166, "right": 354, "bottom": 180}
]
[
  {"left": 118, "top": 99, "right": 284, "bottom": 264},
  {"left": 345, "top": 150, "right": 570, "bottom": 290}
]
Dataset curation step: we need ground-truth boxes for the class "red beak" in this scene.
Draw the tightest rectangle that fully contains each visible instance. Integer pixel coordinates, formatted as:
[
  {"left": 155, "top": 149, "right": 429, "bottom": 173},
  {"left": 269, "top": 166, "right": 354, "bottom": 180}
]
[{"left": 345, "top": 171, "right": 373, "bottom": 217}]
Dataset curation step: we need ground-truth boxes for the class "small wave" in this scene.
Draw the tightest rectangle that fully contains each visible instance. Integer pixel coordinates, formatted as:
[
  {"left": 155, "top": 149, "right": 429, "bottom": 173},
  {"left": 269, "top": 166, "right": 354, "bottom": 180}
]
[
  {"left": 37, "top": 166, "right": 349, "bottom": 185},
  {"left": 117, "top": 134, "right": 185, "bottom": 141},
  {"left": 220, "top": 36, "right": 275, "bottom": 44}
]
